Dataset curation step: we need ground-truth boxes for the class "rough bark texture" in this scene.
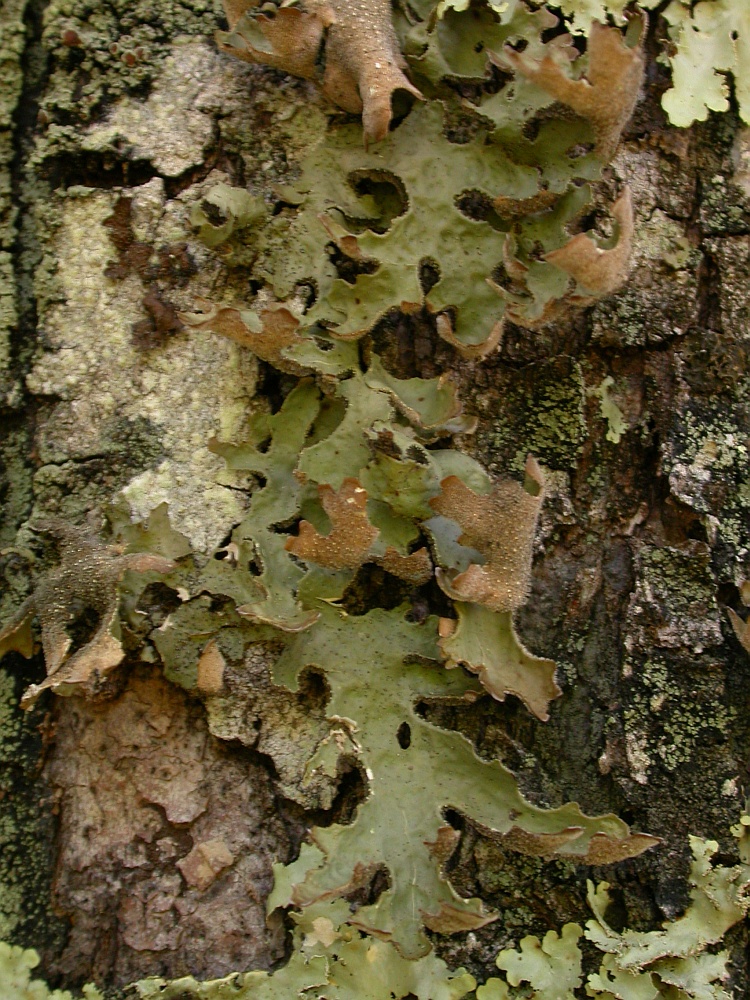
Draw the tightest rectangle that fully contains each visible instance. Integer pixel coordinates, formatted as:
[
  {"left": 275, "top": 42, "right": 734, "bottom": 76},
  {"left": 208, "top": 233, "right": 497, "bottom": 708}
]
[
  {"left": 1, "top": 0, "right": 750, "bottom": 995},
  {"left": 43, "top": 666, "right": 295, "bottom": 984}
]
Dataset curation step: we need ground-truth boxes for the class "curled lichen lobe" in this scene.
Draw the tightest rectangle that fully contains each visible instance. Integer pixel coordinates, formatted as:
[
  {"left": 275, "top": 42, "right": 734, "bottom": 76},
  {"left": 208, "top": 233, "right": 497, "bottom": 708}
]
[
  {"left": 218, "top": 0, "right": 421, "bottom": 141},
  {"left": 0, "top": 520, "right": 174, "bottom": 709}
]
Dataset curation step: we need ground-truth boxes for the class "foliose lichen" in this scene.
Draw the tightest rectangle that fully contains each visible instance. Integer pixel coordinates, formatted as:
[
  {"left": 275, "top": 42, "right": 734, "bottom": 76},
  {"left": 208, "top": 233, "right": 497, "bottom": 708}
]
[{"left": 3, "top": 0, "right": 750, "bottom": 996}]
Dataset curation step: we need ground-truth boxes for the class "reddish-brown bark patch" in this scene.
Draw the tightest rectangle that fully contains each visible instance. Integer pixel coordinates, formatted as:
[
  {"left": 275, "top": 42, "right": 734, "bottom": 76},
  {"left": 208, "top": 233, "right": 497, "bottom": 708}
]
[{"left": 43, "top": 666, "right": 290, "bottom": 986}]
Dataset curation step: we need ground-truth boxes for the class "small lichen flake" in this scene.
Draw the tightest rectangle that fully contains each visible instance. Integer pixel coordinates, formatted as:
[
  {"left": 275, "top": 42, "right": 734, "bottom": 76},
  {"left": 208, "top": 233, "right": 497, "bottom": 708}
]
[
  {"left": 218, "top": 0, "right": 422, "bottom": 142},
  {"left": 0, "top": 520, "right": 175, "bottom": 709}
]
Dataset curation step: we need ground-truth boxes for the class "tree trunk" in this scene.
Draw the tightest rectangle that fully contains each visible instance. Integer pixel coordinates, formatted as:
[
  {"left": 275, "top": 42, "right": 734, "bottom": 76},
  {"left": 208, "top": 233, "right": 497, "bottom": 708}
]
[{"left": 1, "top": 0, "right": 750, "bottom": 995}]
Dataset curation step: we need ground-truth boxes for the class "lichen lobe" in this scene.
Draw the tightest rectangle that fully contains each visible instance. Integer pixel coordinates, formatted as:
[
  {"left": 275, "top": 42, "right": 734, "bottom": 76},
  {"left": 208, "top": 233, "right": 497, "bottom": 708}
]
[
  {"left": 0, "top": 521, "right": 174, "bottom": 709},
  {"left": 219, "top": 0, "right": 422, "bottom": 141}
]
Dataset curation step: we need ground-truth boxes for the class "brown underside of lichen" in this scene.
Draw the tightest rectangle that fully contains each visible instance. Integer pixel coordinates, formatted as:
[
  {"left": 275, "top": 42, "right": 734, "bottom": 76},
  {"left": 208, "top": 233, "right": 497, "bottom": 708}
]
[
  {"left": 429, "top": 459, "right": 545, "bottom": 613},
  {"left": 218, "top": 0, "right": 422, "bottom": 141},
  {"left": 286, "top": 478, "right": 379, "bottom": 570},
  {"left": 0, "top": 521, "right": 174, "bottom": 709},
  {"left": 499, "top": 18, "right": 646, "bottom": 160}
]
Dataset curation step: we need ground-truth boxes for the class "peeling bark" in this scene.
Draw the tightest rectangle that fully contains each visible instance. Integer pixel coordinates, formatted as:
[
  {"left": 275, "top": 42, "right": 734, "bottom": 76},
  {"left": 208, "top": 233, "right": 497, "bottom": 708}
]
[{"left": 45, "top": 666, "right": 289, "bottom": 984}]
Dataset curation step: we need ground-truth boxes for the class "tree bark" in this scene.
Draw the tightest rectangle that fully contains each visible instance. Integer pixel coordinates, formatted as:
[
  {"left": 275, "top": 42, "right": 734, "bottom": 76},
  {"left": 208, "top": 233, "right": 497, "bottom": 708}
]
[{"left": 1, "top": 0, "right": 750, "bottom": 995}]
